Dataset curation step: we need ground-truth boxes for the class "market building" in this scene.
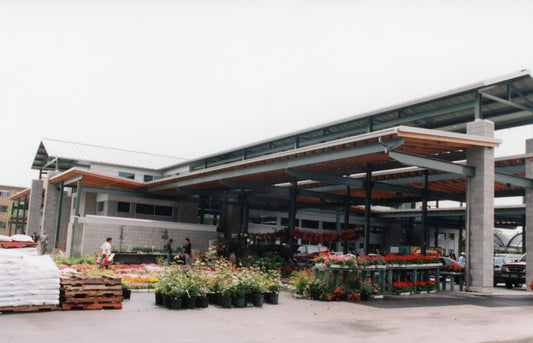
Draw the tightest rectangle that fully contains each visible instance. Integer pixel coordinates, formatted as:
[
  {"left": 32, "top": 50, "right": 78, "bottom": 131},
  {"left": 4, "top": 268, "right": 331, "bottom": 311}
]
[{"left": 9, "top": 70, "right": 533, "bottom": 292}]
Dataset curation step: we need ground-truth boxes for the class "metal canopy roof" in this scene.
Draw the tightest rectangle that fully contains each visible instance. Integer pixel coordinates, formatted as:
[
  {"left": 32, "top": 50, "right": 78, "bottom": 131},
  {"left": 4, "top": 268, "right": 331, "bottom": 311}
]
[
  {"left": 31, "top": 138, "right": 186, "bottom": 172},
  {"left": 162, "top": 70, "right": 533, "bottom": 175}
]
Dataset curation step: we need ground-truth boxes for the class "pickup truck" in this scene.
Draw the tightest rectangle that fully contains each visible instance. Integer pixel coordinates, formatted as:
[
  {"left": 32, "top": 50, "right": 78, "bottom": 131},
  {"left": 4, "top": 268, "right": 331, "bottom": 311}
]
[{"left": 500, "top": 253, "right": 526, "bottom": 289}]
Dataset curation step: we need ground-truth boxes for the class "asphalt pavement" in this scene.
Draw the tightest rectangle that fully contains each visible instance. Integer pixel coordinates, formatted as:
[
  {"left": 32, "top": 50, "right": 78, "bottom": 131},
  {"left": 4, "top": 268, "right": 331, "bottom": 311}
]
[{"left": 2, "top": 288, "right": 533, "bottom": 343}]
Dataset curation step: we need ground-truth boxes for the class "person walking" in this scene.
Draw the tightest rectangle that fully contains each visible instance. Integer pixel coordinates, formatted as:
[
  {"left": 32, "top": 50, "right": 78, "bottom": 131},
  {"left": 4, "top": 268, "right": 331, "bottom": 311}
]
[
  {"left": 98, "top": 237, "right": 112, "bottom": 268},
  {"left": 458, "top": 252, "right": 465, "bottom": 264},
  {"left": 182, "top": 238, "right": 192, "bottom": 264},
  {"left": 39, "top": 231, "right": 48, "bottom": 255},
  {"left": 164, "top": 239, "right": 174, "bottom": 264}
]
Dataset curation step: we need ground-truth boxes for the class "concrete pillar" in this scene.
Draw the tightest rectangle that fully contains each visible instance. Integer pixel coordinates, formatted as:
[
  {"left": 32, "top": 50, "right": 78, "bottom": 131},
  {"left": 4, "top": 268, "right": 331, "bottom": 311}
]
[
  {"left": 525, "top": 139, "right": 533, "bottom": 291},
  {"left": 26, "top": 180, "right": 43, "bottom": 233},
  {"left": 466, "top": 119, "right": 495, "bottom": 292},
  {"left": 40, "top": 172, "right": 60, "bottom": 251}
]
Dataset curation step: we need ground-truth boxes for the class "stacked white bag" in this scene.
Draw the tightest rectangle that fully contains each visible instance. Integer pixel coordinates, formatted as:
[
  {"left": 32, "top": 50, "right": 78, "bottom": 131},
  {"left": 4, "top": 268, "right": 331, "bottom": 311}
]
[{"left": 0, "top": 247, "right": 60, "bottom": 307}]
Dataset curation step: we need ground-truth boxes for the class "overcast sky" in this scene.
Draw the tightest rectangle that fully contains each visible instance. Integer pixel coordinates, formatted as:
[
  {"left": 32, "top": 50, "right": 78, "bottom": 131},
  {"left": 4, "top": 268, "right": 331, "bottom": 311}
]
[{"left": 2, "top": 0, "right": 533, "bottom": 187}]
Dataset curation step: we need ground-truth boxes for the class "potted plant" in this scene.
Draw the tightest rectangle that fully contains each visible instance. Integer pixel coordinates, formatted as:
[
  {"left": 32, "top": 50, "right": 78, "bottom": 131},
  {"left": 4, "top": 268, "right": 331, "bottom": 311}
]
[
  {"left": 265, "top": 271, "right": 282, "bottom": 304},
  {"left": 358, "top": 279, "right": 378, "bottom": 301}
]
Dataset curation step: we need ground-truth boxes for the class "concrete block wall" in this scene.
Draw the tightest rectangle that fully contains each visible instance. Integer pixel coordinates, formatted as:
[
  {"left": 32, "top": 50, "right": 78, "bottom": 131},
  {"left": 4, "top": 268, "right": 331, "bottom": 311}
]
[
  {"left": 26, "top": 179, "right": 43, "bottom": 233},
  {"left": 466, "top": 120, "right": 495, "bottom": 291},
  {"left": 40, "top": 172, "right": 60, "bottom": 251},
  {"left": 74, "top": 215, "right": 219, "bottom": 256}
]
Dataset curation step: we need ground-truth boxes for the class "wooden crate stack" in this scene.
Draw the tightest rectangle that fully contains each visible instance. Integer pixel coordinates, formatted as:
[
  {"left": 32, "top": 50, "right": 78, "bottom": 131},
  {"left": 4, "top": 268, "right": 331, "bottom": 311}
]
[{"left": 60, "top": 275, "right": 123, "bottom": 310}]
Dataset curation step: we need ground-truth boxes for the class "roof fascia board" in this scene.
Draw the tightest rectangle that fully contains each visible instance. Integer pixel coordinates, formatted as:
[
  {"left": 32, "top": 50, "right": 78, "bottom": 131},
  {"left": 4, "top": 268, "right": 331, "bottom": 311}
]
[{"left": 395, "top": 125, "right": 502, "bottom": 147}]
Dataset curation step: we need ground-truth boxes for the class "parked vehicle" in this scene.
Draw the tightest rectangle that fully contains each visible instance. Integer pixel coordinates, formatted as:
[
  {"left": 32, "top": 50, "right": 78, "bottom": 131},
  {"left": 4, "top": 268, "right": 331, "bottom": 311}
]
[
  {"left": 500, "top": 253, "right": 526, "bottom": 289},
  {"left": 494, "top": 256, "right": 515, "bottom": 286},
  {"left": 293, "top": 245, "right": 329, "bottom": 264},
  {"left": 439, "top": 256, "right": 464, "bottom": 270}
]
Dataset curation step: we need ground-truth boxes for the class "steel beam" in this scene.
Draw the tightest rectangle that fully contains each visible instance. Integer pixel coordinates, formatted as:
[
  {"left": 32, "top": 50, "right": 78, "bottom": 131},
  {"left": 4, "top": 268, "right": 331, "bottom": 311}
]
[
  {"left": 495, "top": 172, "right": 533, "bottom": 189},
  {"left": 156, "top": 139, "right": 400, "bottom": 190},
  {"left": 388, "top": 150, "right": 475, "bottom": 176},
  {"left": 287, "top": 168, "right": 464, "bottom": 201},
  {"left": 480, "top": 91, "right": 533, "bottom": 113}
]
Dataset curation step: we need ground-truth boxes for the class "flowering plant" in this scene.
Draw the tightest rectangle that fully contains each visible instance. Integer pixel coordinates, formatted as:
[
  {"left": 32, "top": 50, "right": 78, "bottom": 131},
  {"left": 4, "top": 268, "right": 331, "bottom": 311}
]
[
  {"left": 415, "top": 280, "right": 437, "bottom": 292},
  {"left": 391, "top": 281, "right": 414, "bottom": 294},
  {"left": 358, "top": 279, "right": 380, "bottom": 297},
  {"left": 292, "top": 269, "right": 312, "bottom": 295}
]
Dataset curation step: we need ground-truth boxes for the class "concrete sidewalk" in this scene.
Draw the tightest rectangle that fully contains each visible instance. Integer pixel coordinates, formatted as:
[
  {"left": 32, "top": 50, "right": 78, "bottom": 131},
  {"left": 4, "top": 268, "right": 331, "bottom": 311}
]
[{"left": 2, "top": 290, "right": 533, "bottom": 343}]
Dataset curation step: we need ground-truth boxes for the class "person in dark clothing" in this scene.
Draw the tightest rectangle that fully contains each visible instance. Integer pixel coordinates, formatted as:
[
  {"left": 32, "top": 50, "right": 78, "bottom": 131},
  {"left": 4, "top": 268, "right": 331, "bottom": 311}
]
[
  {"left": 182, "top": 238, "right": 192, "bottom": 264},
  {"left": 164, "top": 239, "right": 174, "bottom": 264}
]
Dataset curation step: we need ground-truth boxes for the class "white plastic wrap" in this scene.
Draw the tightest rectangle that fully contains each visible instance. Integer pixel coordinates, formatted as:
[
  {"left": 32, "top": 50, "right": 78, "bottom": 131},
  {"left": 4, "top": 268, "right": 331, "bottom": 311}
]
[{"left": 0, "top": 248, "right": 60, "bottom": 307}]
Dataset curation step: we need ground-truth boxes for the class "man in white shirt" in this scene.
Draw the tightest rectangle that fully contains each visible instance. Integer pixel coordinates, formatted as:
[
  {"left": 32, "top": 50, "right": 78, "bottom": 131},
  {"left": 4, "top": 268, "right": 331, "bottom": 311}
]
[{"left": 98, "top": 237, "right": 112, "bottom": 267}]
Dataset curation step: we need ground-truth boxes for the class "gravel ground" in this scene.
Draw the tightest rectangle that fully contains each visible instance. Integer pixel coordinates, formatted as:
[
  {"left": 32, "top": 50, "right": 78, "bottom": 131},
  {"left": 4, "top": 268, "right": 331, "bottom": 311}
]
[{"left": 2, "top": 290, "right": 533, "bottom": 343}]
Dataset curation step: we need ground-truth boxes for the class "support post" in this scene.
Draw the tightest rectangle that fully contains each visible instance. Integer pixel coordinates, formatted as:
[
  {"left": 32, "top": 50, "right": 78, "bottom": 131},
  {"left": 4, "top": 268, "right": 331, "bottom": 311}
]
[
  {"left": 465, "top": 119, "right": 495, "bottom": 292},
  {"left": 422, "top": 170, "right": 429, "bottom": 255},
  {"left": 21, "top": 195, "right": 28, "bottom": 234},
  {"left": 75, "top": 180, "right": 82, "bottom": 217},
  {"left": 55, "top": 182, "right": 64, "bottom": 248},
  {"left": 288, "top": 179, "right": 298, "bottom": 254},
  {"left": 525, "top": 139, "right": 533, "bottom": 290},
  {"left": 364, "top": 167, "right": 372, "bottom": 255}
]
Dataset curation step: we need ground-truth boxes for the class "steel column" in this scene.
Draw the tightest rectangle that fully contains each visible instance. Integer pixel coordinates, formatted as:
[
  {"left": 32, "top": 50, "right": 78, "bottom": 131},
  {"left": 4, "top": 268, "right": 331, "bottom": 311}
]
[
  {"left": 363, "top": 168, "right": 372, "bottom": 255},
  {"left": 421, "top": 171, "right": 429, "bottom": 255},
  {"left": 55, "top": 182, "right": 64, "bottom": 248},
  {"left": 15, "top": 198, "right": 21, "bottom": 234},
  {"left": 288, "top": 179, "right": 298, "bottom": 254},
  {"left": 21, "top": 196, "right": 28, "bottom": 234},
  {"left": 74, "top": 179, "right": 82, "bottom": 217}
]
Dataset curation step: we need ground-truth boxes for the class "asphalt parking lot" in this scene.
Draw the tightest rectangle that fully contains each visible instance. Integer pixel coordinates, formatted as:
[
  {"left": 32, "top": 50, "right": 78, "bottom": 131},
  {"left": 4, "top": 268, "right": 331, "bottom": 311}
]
[{"left": 2, "top": 289, "right": 533, "bottom": 343}]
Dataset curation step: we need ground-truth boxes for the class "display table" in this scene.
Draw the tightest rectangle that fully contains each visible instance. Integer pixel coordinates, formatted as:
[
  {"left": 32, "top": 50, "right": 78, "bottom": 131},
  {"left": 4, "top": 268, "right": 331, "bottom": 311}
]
[
  {"left": 440, "top": 271, "right": 464, "bottom": 291},
  {"left": 312, "top": 263, "right": 442, "bottom": 296}
]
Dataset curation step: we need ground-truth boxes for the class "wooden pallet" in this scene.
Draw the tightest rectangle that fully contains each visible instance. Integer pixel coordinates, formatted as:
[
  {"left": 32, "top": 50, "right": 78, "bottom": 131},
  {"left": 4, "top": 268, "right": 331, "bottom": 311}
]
[
  {"left": 0, "top": 304, "right": 59, "bottom": 313},
  {"left": 60, "top": 296, "right": 123, "bottom": 304},
  {"left": 60, "top": 275, "right": 123, "bottom": 311},
  {"left": 61, "top": 302, "right": 122, "bottom": 310}
]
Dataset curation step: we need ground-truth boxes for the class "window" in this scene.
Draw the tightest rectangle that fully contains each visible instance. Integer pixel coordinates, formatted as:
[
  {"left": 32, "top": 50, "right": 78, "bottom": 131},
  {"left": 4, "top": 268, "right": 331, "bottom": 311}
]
[
  {"left": 0, "top": 190, "right": 9, "bottom": 197},
  {"left": 155, "top": 205, "right": 172, "bottom": 216},
  {"left": 0, "top": 205, "right": 7, "bottom": 213},
  {"left": 448, "top": 233, "right": 455, "bottom": 240},
  {"left": 301, "top": 219, "right": 319, "bottom": 229},
  {"left": 322, "top": 222, "right": 338, "bottom": 231},
  {"left": 97, "top": 201, "right": 104, "bottom": 212},
  {"left": 134, "top": 203, "right": 173, "bottom": 216},
  {"left": 281, "top": 217, "right": 299, "bottom": 227},
  {"left": 143, "top": 175, "right": 154, "bottom": 182},
  {"left": 119, "top": 171, "right": 135, "bottom": 179},
  {"left": 117, "top": 202, "right": 130, "bottom": 213},
  {"left": 136, "top": 204, "right": 155, "bottom": 215},
  {"left": 249, "top": 215, "right": 277, "bottom": 225},
  {"left": 0, "top": 222, "right": 5, "bottom": 228}
]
